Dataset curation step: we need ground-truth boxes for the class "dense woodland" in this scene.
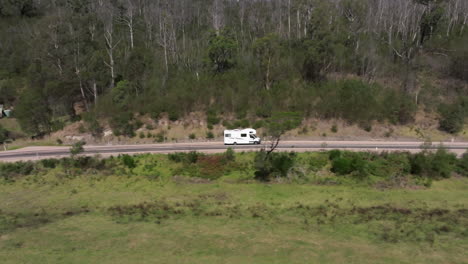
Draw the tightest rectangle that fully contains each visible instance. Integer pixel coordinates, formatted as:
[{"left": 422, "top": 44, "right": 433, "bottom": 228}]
[{"left": 0, "top": 0, "right": 467, "bottom": 138}]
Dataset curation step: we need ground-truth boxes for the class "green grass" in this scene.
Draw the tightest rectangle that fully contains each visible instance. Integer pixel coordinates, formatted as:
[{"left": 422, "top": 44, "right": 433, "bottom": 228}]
[{"left": 0, "top": 168, "right": 467, "bottom": 263}]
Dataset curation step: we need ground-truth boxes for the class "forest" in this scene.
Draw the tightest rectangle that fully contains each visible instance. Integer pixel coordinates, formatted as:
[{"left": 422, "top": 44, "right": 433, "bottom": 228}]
[{"left": 0, "top": 0, "right": 467, "bottom": 138}]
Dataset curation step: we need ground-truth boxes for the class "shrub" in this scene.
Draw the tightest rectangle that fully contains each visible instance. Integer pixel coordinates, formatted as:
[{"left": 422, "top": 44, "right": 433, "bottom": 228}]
[
  {"left": 253, "top": 120, "right": 264, "bottom": 129},
  {"left": 168, "top": 110, "right": 179, "bottom": 121},
  {"left": 224, "top": 147, "right": 235, "bottom": 162},
  {"left": 121, "top": 154, "right": 136, "bottom": 169},
  {"left": 41, "top": 159, "right": 59, "bottom": 169},
  {"left": 83, "top": 113, "right": 103, "bottom": 137},
  {"left": 457, "top": 151, "right": 468, "bottom": 176},
  {"left": 431, "top": 148, "right": 457, "bottom": 178},
  {"left": 206, "top": 131, "right": 214, "bottom": 139},
  {"left": 328, "top": 150, "right": 342, "bottom": 161},
  {"left": 155, "top": 132, "right": 165, "bottom": 142},
  {"left": 189, "top": 133, "right": 196, "bottom": 140},
  {"left": 110, "top": 113, "right": 136, "bottom": 137},
  {"left": 168, "top": 152, "right": 186, "bottom": 163},
  {"left": 309, "top": 154, "right": 329, "bottom": 172},
  {"left": 331, "top": 124, "right": 338, "bottom": 133},
  {"left": 254, "top": 150, "right": 296, "bottom": 181},
  {"left": 438, "top": 104, "right": 465, "bottom": 134},
  {"left": 134, "top": 120, "right": 144, "bottom": 129},
  {"left": 186, "top": 151, "right": 201, "bottom": 163},
  {"left": 331, "top": 157, "right": 352, "bottom": 175},
  {"left": 207, "top": 113, "right": 220, "bottom": 126},
  {"left": 139, "top": 132, "right": 145, "bottom": 138},
  {"left": 409, "top": 147, "right": 457, "bottom": 179},
  {"left": 0, "top": 161, "right": 35, "bottom": 181},
  {"left": 331, "top": 152, "right": 370, "bottom": 178},
  {"left": 70, "top": 141, "right": 86, "bottom": 156},
  {"left": 168, "top": 151, "right": 202, "bottom": 164}
]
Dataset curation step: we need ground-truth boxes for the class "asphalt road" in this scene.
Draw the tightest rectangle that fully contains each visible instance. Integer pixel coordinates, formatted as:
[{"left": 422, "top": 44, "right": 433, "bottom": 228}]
[{"left": 0, "top": 141, "right": 467, "bottom": 162}]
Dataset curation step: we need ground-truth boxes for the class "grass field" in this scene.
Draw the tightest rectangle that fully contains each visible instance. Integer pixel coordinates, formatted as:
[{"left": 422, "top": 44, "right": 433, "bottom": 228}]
[{"left": 0, "top": 158, "right": 467, "bottom": 264}]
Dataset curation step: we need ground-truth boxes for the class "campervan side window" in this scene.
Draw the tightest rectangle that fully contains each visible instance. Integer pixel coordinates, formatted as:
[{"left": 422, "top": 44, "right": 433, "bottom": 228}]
[
  {"left": 241, "top": 133, "right": 247, "bottom": 137},
  {"left": 225, "top": 134, "right": 231, "bottom": 137}
]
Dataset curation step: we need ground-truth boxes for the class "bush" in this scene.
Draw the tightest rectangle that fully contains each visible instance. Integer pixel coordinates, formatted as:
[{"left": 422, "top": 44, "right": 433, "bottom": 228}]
[
  {"left": 438, "top": 104, "right": 465, "bottom": 134},
  {"left": 189, "top": 133, "right": 196, "bottom": 140},
  {"left": 253, "top": 120, "right": 264, "bottom": 129},
  {"left": 139, "top": 132, "right": 145, "bottom": 138},
  {"left": 83, "top": 113, "right": 103, "bottom": 137},
  {"left": 409, "top": 147, "right": 457, "bottom": 179},
  {"left": 206, "top": 131, "right": 214, "bottom": 139},
  {"left": 331, "top": 157, "right": 352, "bottom": 175},
  {"left": 207, "top": 113, "right": 220, "bottom": 126},
  {"left": 254, "top": 150, "right": 296, "bottom": 181},
  {"left": 70, "top": 141, "right": 86, "bottom": 156},
  {"left": 328, "top": 150, "right": 342, "bottom": 161},
  {"left": 457, "top": 152, "right": 468, "bottom": 176},
  {"left": 0, "top": 162, "right": 35, "bottom": 181},
  {"left": 224, "top": 147, "right": 235, "bottom": 162},
  {"left": 168, "top": 110, "right": 179, "bottom": 121},
  {"left": 41, "top": 159, "right": 59, "bottom": 169},
  {"left": 331, "top": 124, "right": 338, "bottom": 133},
  {"left": 110, "top": 113, "right": 136, "bottom": 137},
  {"left": 168, "top": 151, "right": 202, "bottom": 164},
  {"left": 121, "top": 154, "right": 136, "bottom": 169},
  {"left": 331, "top": 152, "right": 370, "bottom": 178},
  {"left": 309, "top": 154, "right": 329, "bottom": 172},
  {"left": 155, "top": 132, "right": 165, "bottom": 142}
]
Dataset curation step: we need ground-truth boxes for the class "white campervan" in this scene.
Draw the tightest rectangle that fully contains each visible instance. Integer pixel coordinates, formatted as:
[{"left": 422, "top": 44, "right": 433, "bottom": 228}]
[{"left": 224, "top": 128, "right": 261, "bottom": 145}]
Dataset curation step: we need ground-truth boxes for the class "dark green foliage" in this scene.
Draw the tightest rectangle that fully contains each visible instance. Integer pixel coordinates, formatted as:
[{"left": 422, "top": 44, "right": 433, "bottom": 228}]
[
  {"left": 121, "top": 154, "right": 136, "bottom": 169},
  {"left": 14, "top": 90, "right": 52, "bottom": 136},
  {"left": 0, "top": 162, "right": 34, "bottom": 181},
  {"left": 409, "top": 148, "right": 457, "bottom": 179},
  {"left": 331, "top": 157, "right": 353, "bottom": 175},
  {"left": 82, "top": 113, "right": 103, "bottom": 138},
  {"left": 224, "top": 147, "right": 235, "bottom": 162},
  {"left": 155, "top": 132, "right": 165, "bottom": 143},
  {"left": 267, "top": 112, "right": 302, "bottom": 138},
  {"left": 110, "top": 113, "right": 136, "bottom": 137},
  {"left": 457, "top": 152, "right": 468, "bottom": 176},
  {"left": 208, "top": 30, "right": 238, "bottom": 73},
  {"left": 189, "top": 133, "right": 196, "bottom": 140},
  {"left": 309, "top": 154, "right": 329, "bottom": 172},
  {"left": 40, "top": 158, "right": 59, "bottom": 169},
  {"left": 438, "top": 98, "right": 467, "bottom": 134},
  {"left": 252, "top": 120, "right": 264, "bottom": 129},
  {"left": 0, "top": 124, "right": 9, "bottom": 144},
  {"left": 206, "top": 131, "right": 214, "bottom": 139},
  {"left": 328, "top": 150, "right": 342, "bottom": 161},
  {"left": 331, "top": 125, "right": 338, "bottom": 133},
  {"left": 254, "top": 150, "right": 296, "bottom": 181},
  {"left": 168, "top": 151, "right": 202, "bottom": 164},
  {"left": 69, "top": 141, "right": 86, "bottom": 156},
  {"left": 206, "top": 111, "right": 220, "bottom": 126}
]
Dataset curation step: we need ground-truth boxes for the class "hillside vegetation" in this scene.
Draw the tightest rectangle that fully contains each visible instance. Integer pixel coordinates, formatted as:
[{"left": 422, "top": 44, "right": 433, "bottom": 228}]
[{"left": 0, "top": 0, "right": 467, "bottom": 140}]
